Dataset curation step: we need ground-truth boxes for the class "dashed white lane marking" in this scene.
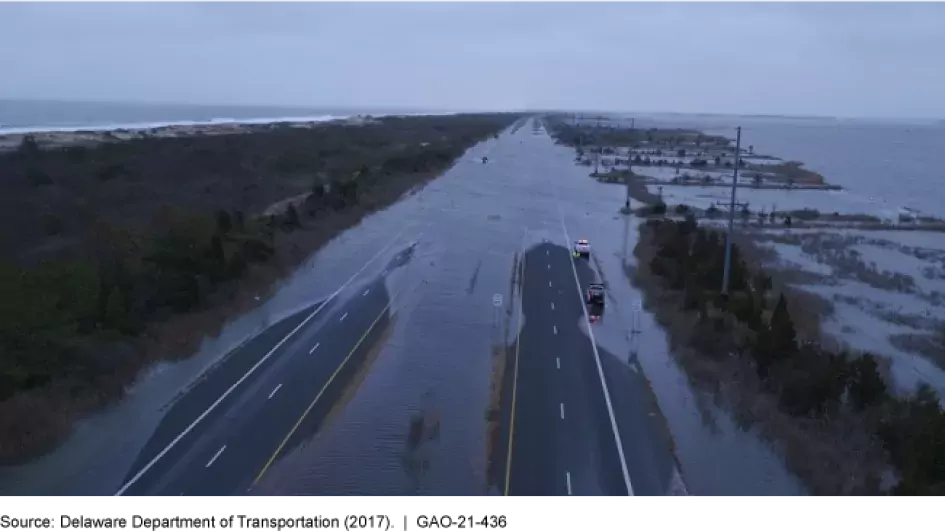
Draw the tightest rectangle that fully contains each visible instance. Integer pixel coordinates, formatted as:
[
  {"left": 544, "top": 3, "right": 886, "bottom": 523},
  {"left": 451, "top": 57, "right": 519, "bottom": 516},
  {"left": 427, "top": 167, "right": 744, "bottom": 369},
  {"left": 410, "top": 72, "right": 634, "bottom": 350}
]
[
  {"left": 112, "top": 229, "right": 410, "bottom": 496},
  {"left": 309, "top": 342, "right": 320, "bottom": 354},
  {"left": 551, "top": 302, "right": 555, "bottom": 310},
  {"left": 548, "top": 281, "right": 552, "bottom": 288},
  {"left": 566, "top": 472, "right": 572, "bottom": 495},
  {"left": 362, "top": 289, "right": 370, "bottom": 296},
  {"left": 560, "top": 403, "right": 565, "bottom": 419},
  {"left": 546, "top": 250, "right": 549, "bottom": 256},
  {"left": 547, "top": 264, "right": 550, "bottom": 270},
  {"left": 556, "top": 357, "right": 560, "bottom": 369},
  {"left": 553, "top": 325, "right": 558, "bottom": 335},
  {"left": 206, "top": 446, "right": 226, "bottom": 468},
  {"left": 553, "top": 191, "right": 635, "bottom": 497},
  {"left": 340, "top": 312, "right": 348, "bottom": 322},
  {"left": 268, "top": 384, "right": 282, "bottom": 400}
]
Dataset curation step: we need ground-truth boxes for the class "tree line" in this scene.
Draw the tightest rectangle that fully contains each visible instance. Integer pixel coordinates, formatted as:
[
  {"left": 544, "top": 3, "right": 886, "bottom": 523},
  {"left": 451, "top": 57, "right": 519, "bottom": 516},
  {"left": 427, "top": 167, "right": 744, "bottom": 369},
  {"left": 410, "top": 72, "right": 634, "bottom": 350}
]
[
  {"left": 0, "top": 113, "right": 519, "bottom": 462},
  {"left": 643, "top": 217, "right": 945, "bottom": 495}
]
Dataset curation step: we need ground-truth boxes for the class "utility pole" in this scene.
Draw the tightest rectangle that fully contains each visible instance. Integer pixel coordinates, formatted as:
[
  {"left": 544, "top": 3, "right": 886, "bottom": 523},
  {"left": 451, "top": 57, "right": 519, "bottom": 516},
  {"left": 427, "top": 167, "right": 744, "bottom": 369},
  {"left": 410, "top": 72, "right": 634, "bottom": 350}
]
[
  {"left": 624, "top": 138, "right": 633, "bottom": 210},
  {"left": 624, "top": 170, "right": 631, "bottom": 210},
  {"left": 721, "top": 126, "right": 742, "bottom": 297}
]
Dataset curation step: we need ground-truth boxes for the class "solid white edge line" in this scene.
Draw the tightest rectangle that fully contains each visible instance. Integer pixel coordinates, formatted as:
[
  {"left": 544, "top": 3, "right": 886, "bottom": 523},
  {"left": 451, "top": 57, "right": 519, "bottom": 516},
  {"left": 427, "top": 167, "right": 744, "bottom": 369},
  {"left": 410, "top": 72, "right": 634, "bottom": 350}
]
[
  {"left": 205, "top": 445, "right": 226, "bottom": 468},
  {"left": 309, "top": 342, "right": 320, "bottom": 354},
  {"left": 267, "top": 383, "right": 282, "bottom": 400},
  {"left": 113, "top": 228, "right": 409, "bottom": 496},
  {"left": 566, "top": 471, "right": 572, "bottom": 495},
  {"left": 554, "top": 190, "right": 635, "bottom": 497},
  {"left": 340, "top": 312, "right": 348, "bottom": 322}
]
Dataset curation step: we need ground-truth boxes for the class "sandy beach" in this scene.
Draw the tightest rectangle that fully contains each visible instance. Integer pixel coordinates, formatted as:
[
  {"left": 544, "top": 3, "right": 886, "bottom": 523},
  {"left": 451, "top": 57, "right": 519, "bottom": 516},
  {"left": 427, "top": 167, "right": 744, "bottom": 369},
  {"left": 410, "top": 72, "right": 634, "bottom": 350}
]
[{"left": 0, "top": 115, "right": 377, "bottom": 152}]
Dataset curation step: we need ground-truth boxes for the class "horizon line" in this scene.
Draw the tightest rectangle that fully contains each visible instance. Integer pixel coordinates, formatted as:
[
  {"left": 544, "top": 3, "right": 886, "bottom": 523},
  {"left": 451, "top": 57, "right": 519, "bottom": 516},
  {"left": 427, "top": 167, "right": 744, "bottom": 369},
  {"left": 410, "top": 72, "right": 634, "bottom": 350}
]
[{"left": 1, "top": 97, "right": 941, "bottom": 124}]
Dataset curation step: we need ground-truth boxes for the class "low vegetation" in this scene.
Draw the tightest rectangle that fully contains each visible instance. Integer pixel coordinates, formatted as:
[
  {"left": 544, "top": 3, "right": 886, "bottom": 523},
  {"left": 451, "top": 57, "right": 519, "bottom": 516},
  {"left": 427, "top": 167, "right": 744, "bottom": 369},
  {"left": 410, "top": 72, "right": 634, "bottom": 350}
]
[
  {"left": 545, "top": 115, "right": 732, "bottom": 151},
  {"left": 749, "top": 161, "right": 826, "bottom": 186},
  {"left": 546, "top": 116, "right": 838, "bottom": 193},
  {"left": 0, "top": 113, "right": 519, "bottom": 463},
  {"left": 632, "top": 217, "right": 945, "bottom": 495}
]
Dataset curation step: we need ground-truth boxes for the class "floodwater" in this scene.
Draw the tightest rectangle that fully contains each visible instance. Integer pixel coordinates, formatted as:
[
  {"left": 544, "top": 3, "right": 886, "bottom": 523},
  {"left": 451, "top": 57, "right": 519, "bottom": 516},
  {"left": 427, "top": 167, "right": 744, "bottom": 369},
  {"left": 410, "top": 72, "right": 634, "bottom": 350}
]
[
  {"left": 0, "top": 119, "right": 805, "bottom": 495},
  {"left": 610, "top": 114, "right": 945, "bottom": 218},
  {"left": 749, "top": 232, "right": 945, "bottom": 398},
  {"left": 651, "top": 183, "right": 908, "bottom": 221}
]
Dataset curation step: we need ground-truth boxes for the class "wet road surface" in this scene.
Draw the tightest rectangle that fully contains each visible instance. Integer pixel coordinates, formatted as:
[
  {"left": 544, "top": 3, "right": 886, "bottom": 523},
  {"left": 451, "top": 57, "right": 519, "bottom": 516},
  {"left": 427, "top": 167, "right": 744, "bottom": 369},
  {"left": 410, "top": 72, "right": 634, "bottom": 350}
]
[
  {"left": 2, "top": 118, "right": 804, "bottom": 496},
  {"left": 501, "top": 242, "right": 679, "bottom": 496},
  {"left": 116, "top": 244, "right": 419, "bottom": 495}
]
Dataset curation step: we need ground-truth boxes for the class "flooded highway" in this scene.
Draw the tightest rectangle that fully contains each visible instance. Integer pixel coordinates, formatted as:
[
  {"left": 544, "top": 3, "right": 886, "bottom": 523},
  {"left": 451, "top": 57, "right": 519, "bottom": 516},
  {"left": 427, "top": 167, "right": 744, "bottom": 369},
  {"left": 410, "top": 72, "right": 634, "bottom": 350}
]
[{"left": 0, "top": 117, "right": 806, "bottom": 496}]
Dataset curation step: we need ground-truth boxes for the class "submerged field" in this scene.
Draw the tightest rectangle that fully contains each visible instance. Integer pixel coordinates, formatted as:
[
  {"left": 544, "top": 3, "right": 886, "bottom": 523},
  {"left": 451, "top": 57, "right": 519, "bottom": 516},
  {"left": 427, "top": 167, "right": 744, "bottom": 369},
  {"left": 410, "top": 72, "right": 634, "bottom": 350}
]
[
  {"left": 561, "top": 117, "right": 945, "bottom": 395},
  {"left": 546, "top": 115, "right": 945, "bottom": 494}
]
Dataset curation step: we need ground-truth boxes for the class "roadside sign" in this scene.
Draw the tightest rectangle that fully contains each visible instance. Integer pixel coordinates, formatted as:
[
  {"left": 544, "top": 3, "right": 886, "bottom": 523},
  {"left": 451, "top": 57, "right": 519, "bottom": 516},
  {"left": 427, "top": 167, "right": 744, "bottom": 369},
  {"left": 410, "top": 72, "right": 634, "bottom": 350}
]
[
  {"left": 631, "top": 299, "right": 642, "bottom": 311},
  {"left": 493, "top": 294, "right": 503, "bottom": 307}
]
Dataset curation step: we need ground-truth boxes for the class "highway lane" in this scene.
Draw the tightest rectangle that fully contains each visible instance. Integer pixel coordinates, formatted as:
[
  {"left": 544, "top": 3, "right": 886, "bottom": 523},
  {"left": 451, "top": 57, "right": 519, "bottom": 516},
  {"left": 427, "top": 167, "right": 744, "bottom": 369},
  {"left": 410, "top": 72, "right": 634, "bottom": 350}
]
[
  {"left": 107, "top": 118, "right": 684, "bottom": 496},
  {"left": 502, "top": 241, "right": 680, "bottom": 496},
  {"left": 116, "top": 241, "right": 420, "bottom": 495}
]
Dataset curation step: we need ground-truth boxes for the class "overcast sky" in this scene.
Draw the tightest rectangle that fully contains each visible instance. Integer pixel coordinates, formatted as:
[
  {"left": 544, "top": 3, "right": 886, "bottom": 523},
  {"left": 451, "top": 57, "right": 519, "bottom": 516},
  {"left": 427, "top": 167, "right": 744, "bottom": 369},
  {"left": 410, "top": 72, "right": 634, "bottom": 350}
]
[{"left": 1, "top": 2, "right": 943, "bottom": 119}]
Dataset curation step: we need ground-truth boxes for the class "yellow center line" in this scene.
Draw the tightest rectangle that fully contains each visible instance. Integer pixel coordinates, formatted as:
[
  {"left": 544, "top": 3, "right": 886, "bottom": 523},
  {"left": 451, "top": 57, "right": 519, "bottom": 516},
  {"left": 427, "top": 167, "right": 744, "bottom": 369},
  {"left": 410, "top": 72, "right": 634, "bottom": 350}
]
[
  {"left": 503, "top": 248, "right": 525, "bottom": 496},
  {"left": 252, "top": 292, "right": 398, "bottom": 486}
]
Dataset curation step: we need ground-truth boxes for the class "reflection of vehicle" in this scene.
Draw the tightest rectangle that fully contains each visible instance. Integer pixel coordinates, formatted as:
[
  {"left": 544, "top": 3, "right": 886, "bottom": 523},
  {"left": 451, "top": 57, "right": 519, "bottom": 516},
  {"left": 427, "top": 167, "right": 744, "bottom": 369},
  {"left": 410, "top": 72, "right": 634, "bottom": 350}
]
[
  {"left": 573, "top": 239, "right": 590, "bottom": 259},
  {"left": 586, "top": 283, "right": 605, "bottom": 321}
]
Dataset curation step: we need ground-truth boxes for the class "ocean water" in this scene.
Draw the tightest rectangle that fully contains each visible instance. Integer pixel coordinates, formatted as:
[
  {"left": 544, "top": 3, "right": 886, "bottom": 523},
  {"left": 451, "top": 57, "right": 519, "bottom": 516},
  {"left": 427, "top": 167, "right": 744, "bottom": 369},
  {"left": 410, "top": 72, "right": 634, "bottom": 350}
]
[
  {"left": 618, "top": 114, "right": 945, "bottom": 219},
  {"left": 0, "top": 99, "right": 440, "bottom": 134},
  {"left": 2, "top": 108, "right": 939, "bottom": 495},
  {"left": 8, "top": 101, "right": 940, "bottom": 221}
]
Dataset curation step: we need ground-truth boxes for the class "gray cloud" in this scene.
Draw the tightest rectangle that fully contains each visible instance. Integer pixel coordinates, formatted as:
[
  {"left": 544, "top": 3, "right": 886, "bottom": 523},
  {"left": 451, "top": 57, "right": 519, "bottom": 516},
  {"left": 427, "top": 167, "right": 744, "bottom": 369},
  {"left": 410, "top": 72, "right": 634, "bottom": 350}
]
[{"left": 1, "top": 2, "right": 943, "bottom": 118}]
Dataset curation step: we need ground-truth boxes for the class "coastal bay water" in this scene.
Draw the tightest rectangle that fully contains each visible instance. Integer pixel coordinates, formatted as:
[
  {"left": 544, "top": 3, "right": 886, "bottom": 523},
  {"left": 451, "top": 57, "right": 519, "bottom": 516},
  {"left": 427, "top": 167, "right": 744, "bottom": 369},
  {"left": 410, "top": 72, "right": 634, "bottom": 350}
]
[
  {"left": 625, "top": 113, "right": 945, "bottom": 219},
  {"left": 0, "top": 108, "right": 943, "bottom": 502},
  {"left": 7, "top": 100, "right": 941, "bottom": 220}
]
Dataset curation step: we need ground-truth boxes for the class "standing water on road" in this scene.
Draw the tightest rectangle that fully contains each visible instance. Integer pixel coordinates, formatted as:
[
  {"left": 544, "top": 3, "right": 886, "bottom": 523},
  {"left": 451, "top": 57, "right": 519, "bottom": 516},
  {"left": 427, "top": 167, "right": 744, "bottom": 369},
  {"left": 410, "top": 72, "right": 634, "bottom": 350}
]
[
  {"left": 1, "top": 117, "right": 805, "bottom": 495},
  {"left": 253, "top": 119, "right": 806, "bottom": 495}
]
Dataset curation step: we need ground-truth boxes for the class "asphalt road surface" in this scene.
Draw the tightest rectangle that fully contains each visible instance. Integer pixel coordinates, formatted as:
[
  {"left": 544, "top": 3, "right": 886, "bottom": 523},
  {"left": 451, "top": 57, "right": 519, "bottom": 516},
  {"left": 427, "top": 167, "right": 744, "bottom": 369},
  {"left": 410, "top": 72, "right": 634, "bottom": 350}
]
[
  {"left": 500, "top": 242, "right": 681, "bottom": 496},
  {"left": 14, "top": 117, "right": 688, "bottom": 496},
  {"left": 116, "top": 244, "right": 417, "bottom": 495}
]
